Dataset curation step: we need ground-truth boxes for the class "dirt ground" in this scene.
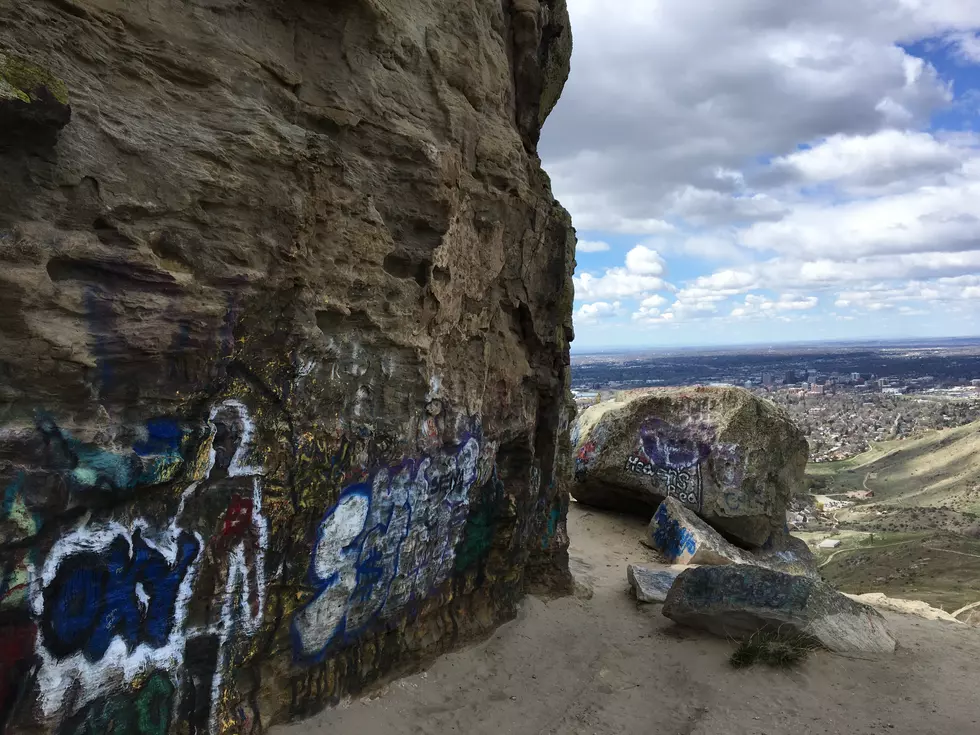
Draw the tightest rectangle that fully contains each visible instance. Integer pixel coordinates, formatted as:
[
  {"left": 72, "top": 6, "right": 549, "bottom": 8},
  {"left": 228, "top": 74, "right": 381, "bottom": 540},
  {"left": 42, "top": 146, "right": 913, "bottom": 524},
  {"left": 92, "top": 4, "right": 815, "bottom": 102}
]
[{"left": 274, "top": 503, "right": 980, "bottom": 735}]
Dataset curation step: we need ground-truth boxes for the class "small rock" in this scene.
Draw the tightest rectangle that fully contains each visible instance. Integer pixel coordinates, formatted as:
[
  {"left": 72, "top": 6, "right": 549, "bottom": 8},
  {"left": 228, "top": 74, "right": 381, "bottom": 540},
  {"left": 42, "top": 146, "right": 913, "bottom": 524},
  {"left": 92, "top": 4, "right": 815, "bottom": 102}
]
[{"left": 627, "top": 563, "right": 690, "bottom": 603}]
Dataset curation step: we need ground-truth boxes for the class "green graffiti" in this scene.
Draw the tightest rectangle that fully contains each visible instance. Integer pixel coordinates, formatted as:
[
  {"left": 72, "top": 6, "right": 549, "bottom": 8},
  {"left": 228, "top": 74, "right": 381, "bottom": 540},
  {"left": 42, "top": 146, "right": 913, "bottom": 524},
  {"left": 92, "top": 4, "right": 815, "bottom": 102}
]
[
  {"left": 135, "top": 672, "right": 174, "bottom": 735},
  {"left": 61, "top": 671, "right": 174, "bottom": 735},
  {"left": 454, "top": 469, "right": 504, "bottom": 573},
  {"left": 541, "top": 506, "right": 561, "bottom": 550}
]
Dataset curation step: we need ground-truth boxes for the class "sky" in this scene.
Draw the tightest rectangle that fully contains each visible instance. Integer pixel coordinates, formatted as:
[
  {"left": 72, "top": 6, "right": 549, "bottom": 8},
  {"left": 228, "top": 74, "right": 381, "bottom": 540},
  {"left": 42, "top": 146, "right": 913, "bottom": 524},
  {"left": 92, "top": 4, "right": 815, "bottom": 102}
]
[{"left": 540, "top": 0, "right": 980, "bottom": 351}]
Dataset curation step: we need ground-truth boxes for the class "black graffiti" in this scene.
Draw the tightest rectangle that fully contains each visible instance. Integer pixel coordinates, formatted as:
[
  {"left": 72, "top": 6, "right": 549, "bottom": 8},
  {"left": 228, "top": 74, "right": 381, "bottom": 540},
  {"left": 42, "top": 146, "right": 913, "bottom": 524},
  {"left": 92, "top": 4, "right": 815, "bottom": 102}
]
[
  {"left": 179, "top": 633, "right": 220, "bottom": 735},
  {"left": 624, "top": 456, "right": 703, "bottom": 508}
]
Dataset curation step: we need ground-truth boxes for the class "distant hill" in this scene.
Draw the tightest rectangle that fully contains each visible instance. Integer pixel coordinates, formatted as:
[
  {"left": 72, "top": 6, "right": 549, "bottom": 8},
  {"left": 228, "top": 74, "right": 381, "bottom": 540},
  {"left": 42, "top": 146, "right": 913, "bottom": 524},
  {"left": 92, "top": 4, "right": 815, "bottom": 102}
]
[
  {"left": 808, "top": 419, "right": 980, "bottom": 517},
  {"left": 803, "top": 420, "right": 980, "bottom": 620}
]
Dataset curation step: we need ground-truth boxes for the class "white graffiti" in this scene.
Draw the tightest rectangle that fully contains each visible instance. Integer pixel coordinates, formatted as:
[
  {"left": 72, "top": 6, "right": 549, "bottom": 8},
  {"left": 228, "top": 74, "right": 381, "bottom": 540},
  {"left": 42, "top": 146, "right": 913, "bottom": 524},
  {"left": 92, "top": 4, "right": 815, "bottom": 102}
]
[
  {"left": 625, "top": 455, "right": 702, "bottom": 508},
  {"left": 195, "top": 400, "right": 268, "bottom": 734},
  {"left": 31, "top": 518, "right": 203, "bottom": 716},
  {"left": 29, "top": 398, "right": 269, "bottom": 734},
  {"left": 292, "top": 437, "right": 479, "bottom": 663}
]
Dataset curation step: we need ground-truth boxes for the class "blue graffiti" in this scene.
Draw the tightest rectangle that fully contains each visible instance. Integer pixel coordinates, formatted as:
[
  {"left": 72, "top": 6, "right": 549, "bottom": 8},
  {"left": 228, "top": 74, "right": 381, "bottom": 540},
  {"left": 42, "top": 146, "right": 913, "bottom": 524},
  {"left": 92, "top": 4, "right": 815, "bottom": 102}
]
[
  {"left": 652, "top": 504, "right": 697, "bottom": 561},
  {"left": 36, "top": 414, "right": 187, "bottom": 493},
  {"left": 291, "top": 437, "right": 480, "bottom": 664},
  {"left": 41, "top": 528, "right": 201, "bottom": 661},
  {"left": 133, "top": 418, "right": 183, "bottom": 457}
]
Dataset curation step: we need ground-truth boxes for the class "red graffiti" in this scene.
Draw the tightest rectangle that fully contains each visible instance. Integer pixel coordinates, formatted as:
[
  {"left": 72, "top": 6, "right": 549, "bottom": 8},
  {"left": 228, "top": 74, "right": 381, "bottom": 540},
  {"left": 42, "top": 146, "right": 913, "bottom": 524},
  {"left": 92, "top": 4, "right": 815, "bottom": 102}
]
[
  {"left": 1, "top": 622, "right": 36, "bottom": 728},
  {"left": 222, "top": 495, "right": 253, "bottom": 538},
  {"left": 576, "top": 440, "right": 597, "bottom": 464}
]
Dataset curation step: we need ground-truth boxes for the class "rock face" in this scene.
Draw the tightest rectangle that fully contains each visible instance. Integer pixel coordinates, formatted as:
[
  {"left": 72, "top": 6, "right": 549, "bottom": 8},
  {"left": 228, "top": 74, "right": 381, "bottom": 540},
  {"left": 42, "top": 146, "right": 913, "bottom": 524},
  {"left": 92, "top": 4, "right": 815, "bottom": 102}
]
[
  {"left": 0, "top": 1, "right": 574, "bottom": 734},
  {"left": 663, "top": 565, "right": 897, "bottom": 654},
  {"left": 572, "top": 387, "right": 807, "bottom": 547},
  {"left": 646, "top": 498, "right": 818, "bottom": 578}
]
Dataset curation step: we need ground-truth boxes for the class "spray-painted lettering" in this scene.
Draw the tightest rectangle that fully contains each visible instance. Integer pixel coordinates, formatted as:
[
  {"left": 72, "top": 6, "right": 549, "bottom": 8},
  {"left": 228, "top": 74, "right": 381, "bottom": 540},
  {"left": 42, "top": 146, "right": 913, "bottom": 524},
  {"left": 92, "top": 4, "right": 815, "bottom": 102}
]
[{"left": 292, "top": 437, "right": 480, "bottom": 663}]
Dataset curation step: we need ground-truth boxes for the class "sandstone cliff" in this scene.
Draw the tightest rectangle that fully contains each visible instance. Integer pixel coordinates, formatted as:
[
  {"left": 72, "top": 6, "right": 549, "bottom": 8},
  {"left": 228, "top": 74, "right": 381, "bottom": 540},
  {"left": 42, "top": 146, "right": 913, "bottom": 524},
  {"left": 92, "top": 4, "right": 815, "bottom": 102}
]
[{"left": 0, "top": 1, "right": 575, "bottom": 733}]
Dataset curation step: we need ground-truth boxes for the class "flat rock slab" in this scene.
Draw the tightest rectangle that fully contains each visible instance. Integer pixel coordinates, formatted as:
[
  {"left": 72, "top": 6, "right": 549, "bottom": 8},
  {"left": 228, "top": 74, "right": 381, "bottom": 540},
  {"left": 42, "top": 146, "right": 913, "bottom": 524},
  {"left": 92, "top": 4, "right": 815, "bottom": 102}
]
[
  {"left": 571, "top": 387, "right": 807, "bottom": 547},
  {"left": 663, "top": 565, "right": 897, "bottom": 654},
  {"left": 646, "top": 497, "right": 818, "bottom": 578},
  {"left": 627, "top": 563, "right": 690, "bottom": 603}
]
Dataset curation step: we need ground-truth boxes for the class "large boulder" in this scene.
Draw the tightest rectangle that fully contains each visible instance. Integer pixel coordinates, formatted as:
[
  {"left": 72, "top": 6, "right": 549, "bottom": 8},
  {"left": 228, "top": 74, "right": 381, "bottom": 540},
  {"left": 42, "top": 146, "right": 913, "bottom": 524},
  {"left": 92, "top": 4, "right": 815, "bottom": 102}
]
[
  {"left": 663, "top": 565, "right": 896, "bottom": 654},
  {"left": 572, "top": 387, "right": 807, "bottom": 547},
  {"left": 645, "top": 497, "right": 818, "bottom": 578}
]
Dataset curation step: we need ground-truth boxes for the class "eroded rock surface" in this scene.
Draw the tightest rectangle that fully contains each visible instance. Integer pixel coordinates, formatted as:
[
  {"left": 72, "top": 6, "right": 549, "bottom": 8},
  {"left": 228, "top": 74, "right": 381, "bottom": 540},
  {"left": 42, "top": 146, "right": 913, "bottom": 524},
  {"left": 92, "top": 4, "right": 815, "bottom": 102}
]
[
  {"left": 663, "top": 565, "right": 897, "bottom": 654},
  {"left": 572, "top": 387, "right": 808, "bottom": 547},
  {"left": 0, "top": 1, "right": 574, "bottom": 733}
]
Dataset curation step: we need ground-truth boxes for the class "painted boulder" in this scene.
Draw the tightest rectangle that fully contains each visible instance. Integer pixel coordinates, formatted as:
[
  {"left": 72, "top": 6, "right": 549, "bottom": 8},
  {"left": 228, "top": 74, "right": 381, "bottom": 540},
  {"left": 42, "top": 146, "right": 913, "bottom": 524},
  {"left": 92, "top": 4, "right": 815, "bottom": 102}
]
[
  {"left": 663, "top": 565, "right": 896, "bottom": 654},
  {"left": 571, "top": 386, "right": 807, "bottom": 547},
  {"left": 644, "top": 497, "right": 818, "bottom": 578}
]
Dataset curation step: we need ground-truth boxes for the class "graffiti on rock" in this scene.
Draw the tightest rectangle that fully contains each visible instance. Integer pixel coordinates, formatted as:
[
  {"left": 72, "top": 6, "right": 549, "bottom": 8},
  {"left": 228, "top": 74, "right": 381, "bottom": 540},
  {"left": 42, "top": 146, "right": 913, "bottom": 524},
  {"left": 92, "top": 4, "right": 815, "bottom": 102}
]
[
  {"left": 625, "top": 418, "right": 745, "bottom": 510},
  {"left": 36, "top": 414, "right": 187, "bottom": 495},
  {"left": 624, "top": 455, "right": 701, "bottom": 507},
  {"left": 0, "top": 621, "right": 38, "bottom": 733},
  {"left": 39, "top": 526, "right": 200, "bottom": 661},
  {"left": 683, "top": 568, "right": 812, "bottom": 611},
  {"left": 292, "top": 437, "right": 480, "bottom": 664},
  {"left": 59, "top": 669, "right": 175, "bottom": 735},
  {"left": 1, "top": 475, "right": 38, "bottom": 613},
  {"left": 0, "top": 550, "right": 31, "bottom": 612},
  {"left": 31, "top": 518, "right": 202, "bottom": 717},
  {"left": 178, "top": 399, "right": 269, "bottom": 735},
  {"left": 651, "top": 503, "right": 697, "bottom": 561},
  {"left": 573, "top": 424, "right": 607, "bottom": 481},
  {"left": 24, "top": 398, "right": 269, "bottom": 731},
  {"left": 454, "top": 466, "right": 505, "bottom": 574}
]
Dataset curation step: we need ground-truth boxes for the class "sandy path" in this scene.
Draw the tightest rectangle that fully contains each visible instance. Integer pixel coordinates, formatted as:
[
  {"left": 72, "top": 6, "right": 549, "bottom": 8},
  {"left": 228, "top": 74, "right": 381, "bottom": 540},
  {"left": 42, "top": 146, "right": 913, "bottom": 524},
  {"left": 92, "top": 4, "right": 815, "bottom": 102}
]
[{"left": 274, "top": 503, "right": 980, "bottom": 735}]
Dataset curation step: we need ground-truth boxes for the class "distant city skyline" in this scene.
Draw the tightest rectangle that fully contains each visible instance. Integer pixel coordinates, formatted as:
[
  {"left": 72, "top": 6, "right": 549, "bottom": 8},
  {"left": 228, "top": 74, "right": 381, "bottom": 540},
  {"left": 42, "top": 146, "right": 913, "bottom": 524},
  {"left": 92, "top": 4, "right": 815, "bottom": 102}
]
[
  {"left": 542, "top": 1, "right": 980, "bottom": 349},
  {"left": 570, "top": 333, "right": 980, "bottom": 355}
]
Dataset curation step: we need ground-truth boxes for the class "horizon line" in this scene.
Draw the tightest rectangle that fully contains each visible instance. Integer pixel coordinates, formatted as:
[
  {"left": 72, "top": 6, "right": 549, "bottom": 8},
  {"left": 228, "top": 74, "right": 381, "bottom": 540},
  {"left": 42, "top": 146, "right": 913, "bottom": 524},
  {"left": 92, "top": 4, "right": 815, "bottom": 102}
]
[{"left": 569, "top": 333, "right": 980, "bottom": 355}]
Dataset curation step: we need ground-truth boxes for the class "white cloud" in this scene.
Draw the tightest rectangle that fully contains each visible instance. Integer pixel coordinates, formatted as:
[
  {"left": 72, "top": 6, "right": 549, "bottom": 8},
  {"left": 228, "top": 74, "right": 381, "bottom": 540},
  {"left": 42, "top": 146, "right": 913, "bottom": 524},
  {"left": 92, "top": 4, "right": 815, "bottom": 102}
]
[
  {"left": 667, "top": 187, "right": 788, "bottom": 226},
  {"left": 729, "top": 294, "right": 819, "bottom": 318},
  {"left": 624, "top": 245, "right": 666, "bottom": 275},
  {"left": 574, "top": 245, "right": 672, "bottom": 300},
  {"left": 558, "top": 2, "right": 980, "bottom": 345},
  {"left": 577, "top": 239, "right": 611, "bottom": 253},
  {"left": 575, "top": 301, "right": 623, "bottom": 325},
  {"left": 575, "top": 270, "right": 668, "bottom": 300},
  {"left": 948, "top": 32, "right": 980, "bottom": 63},
  {"left": 543, "top": 0, "right": 965, "bottom": 234},
  {"left": 738, "top": 174, "right": 980, "bottom": 258},
  {"left": 767, "top": 130, "right": 970, "bottom": 190},
  {"left": 639, "top": 294, "right": 667, "bottom": 309}
]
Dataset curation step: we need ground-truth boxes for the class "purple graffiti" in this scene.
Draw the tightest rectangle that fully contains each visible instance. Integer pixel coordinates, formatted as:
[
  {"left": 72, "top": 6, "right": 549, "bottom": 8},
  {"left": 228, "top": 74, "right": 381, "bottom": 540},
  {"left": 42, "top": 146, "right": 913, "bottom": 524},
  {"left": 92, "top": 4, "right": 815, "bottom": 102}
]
[{"left": 638, "top": 419, "right": 712, "bottom": 470}]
